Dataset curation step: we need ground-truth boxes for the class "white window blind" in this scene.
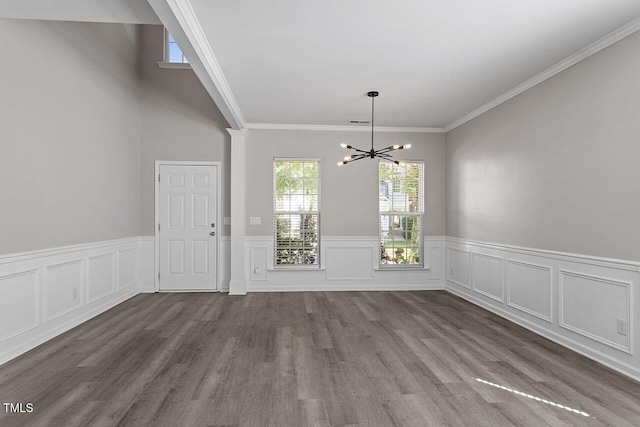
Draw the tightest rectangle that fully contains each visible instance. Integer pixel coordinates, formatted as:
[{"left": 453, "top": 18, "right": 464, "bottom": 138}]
[
  {"left": 273, "top": 160, "right": 320, "bottom": 267},
  {"left": 379, "top": 161, "right": 424, "bottom": 266}
]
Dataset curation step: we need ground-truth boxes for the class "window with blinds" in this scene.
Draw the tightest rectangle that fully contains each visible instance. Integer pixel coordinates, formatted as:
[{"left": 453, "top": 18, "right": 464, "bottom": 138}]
[
  {"left": 274, "top": 160, "right": 320, "bottom": 267},
  {"left": 379, "top": 161, "right": 424, "bottom": 267}
]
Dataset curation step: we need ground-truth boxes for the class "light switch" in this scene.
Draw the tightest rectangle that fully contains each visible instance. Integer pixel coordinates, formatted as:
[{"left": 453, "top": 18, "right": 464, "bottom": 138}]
[{"left": 250, "top": 217, "right": 261, "bottom": 225}]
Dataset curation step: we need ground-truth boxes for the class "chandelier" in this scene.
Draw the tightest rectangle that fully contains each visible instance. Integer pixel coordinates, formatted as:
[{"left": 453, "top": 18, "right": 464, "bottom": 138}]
[{"left": 337, "top": 91, "right": 411, "bottom": 166}]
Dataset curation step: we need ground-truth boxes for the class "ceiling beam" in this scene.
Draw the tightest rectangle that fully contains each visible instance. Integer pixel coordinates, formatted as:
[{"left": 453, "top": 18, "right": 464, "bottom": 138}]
[{"left": 146, "top": 0, "right": 246, "bottom": 130}]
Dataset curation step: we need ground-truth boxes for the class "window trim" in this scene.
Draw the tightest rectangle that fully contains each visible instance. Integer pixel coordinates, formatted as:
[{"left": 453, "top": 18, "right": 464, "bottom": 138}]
[
  {"left": 273, "top": 158, "right": 321, "bottom": 269},
  {"left": 378, "top": 160, "right": 425, "bottom": 269},
  {"left": 158, "top": 28, "right": 191, "bottom": 69}
]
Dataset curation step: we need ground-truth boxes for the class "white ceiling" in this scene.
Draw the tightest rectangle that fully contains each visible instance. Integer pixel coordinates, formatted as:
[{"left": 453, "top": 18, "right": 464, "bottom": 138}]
[
  {"left": 187, "top": 0, "right": 640, "bottom": 129},
  {"left": 2, "top": 1, "right": 640, "bottom": 130},
  {"left": 0, "top": 0, "right": 160, "bottom": 24}
]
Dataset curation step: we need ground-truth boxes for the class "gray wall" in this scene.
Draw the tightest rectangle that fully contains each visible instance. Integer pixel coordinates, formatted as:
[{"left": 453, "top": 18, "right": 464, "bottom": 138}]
[
  {"left": 246, "top": 129, "right": 446, "bottom": 237},
  {"left": 139, "top": 25, "right": 231, "bottom": 236},
  {"left": 446, "top": 31, "right": 640, "bottom": 261},
  {"left": 0, "top": 19, "right": 141, "bottom": 255}
]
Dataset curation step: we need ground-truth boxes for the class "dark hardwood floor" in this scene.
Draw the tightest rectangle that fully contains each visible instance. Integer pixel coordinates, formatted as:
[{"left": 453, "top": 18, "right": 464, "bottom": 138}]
[{"left": 1, "top": 291, "right": 639, "bottom": 426}]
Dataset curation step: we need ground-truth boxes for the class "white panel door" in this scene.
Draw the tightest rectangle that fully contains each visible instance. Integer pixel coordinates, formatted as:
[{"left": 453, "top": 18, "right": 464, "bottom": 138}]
[{"left": 159, "top": 165, "right": 217, "bottom": 291}]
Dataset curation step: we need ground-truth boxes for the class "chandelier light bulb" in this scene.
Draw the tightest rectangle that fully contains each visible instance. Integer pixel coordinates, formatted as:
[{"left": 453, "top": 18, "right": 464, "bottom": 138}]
[
  {"left": 405, "top": 144, "right": 412, "bottom": 149},
  {"left": 344, "top": 156, "right": 351, "bottom": 161},
  {"left": 393, "top": 145, "right": 400, "bottom": 149},
  {"left": 340, "top": 143, "right": 348, "bottom": 148}
]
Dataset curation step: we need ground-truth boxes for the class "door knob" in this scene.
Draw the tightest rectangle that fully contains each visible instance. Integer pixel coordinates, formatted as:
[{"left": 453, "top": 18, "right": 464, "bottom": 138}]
[{"left": 210, "top": 231, "right": 216, "bottom": 236}]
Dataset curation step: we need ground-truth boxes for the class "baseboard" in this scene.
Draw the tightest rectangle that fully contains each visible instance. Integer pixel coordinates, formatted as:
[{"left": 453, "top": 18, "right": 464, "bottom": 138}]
[
  {"left": 248, "top": 283, "right": 444, "bottom": 292},
  {"left": 444, "top": 236, "right": 640, "bottom": 384},
  {"left": 0, "top": 289, "right": 138, "bottom": 365},
  {"left": 0, "top": 237, "right": 141, "bottom": 366},
  {"left": 446, "top": 284, "right": 640, "bottom": 383}
]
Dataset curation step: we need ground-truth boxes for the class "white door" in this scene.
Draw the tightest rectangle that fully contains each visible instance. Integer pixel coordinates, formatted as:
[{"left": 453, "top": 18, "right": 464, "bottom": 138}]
[{"left": 159, "top": 164, "right": 217, "bottom": 291}]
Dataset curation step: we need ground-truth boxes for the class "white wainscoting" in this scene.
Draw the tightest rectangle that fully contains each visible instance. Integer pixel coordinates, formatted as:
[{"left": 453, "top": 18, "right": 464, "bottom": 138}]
[
  {"left": 245, "top": 236, "right": 446, "bottom": 292},
  {"left": 445, "top": 237, "right": 640, "bottom": 382},
  {"left": 0, "top": 237, "right": 140, "bottom": 365}
]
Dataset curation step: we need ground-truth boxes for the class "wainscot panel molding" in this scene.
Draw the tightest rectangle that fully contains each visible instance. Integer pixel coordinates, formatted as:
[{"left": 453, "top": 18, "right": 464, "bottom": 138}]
[
  {"left": 471, "top": 252, "right": 504, "bottom": 302},
  {"left": 0, "top": 237, "right": 140, "bottom": 366},
  {"left": 138, "top": 236, "right": 156, "bottom": 293},
  {"left": 245, "top": 236, "right": 446, "bottom": 292},
  {"left": 446, "top": 246, "right": 471, "bottom": 289},
  {"left": 445, "top": 237, "right": 640, "bottom": 382},
  {"left": 506, "top": 259, "right": 553, "bottom": 323},
  {"left": 559, "top": 269, "right": 632, "bottom": 354}
]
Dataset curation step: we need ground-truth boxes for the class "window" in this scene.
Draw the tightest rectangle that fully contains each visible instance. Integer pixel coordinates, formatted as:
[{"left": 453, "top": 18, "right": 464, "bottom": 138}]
[
  {"left": 379, "top": 161, "right": 424, "bottom": 266},
  {"left": 274, "top": 160, "right": 320, "bottom": 267},
  {"left": 160, "top": 29, "right": 190, "bottom": 68}
]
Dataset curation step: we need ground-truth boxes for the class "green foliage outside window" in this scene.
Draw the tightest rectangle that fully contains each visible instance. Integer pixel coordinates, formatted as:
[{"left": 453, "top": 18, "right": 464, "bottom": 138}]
[{"left": 274, "top": 161, "right": 319, "bottom": 266}]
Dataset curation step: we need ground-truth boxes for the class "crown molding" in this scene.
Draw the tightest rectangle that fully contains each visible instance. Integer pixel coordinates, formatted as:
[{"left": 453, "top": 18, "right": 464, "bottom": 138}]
[
  {"left": 444, "top": 16, "right": 640, "bottom": 133},
  {"left": 166, "top": 0, "right": 246, "bottom": 129},
  {"left": 245, "top": 123, "right": 445, "bottom": 133}
]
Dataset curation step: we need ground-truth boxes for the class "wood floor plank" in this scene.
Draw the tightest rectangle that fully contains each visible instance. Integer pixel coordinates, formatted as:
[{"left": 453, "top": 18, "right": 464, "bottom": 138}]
[{"left": 1, "top": 291, "right": 640, "bottom": 426}]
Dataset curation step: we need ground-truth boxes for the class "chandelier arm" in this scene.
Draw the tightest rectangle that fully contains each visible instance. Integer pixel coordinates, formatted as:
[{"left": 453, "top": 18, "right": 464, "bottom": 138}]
[
  {"left": 349, "top": 147, "right": 370, "bottom": 154},
  {"left": 348, "top": 155, "right": 367, "bottom": 164},
  {"left": 376, "top": 147, "right": 396, "bottom": 155}
]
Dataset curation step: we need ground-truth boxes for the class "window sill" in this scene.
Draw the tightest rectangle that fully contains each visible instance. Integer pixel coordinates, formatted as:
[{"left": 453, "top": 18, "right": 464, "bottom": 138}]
[
  {"left": 269, "top": 267, "right": 325, "bottom": 272},
  {"left": 157, "top": 61, "right": 191, "bottom": 70},
  {"left": 375, "top": 266, "right": 429, "bottom": 271}
]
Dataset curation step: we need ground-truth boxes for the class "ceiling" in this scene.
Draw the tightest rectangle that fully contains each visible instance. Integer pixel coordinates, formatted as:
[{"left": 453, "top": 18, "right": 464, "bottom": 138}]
[
  {"left": 0, "top": 0, "right": 160, "bottom": 24},
  {"left": 2, "top": 1, "right": 640, "bottom": 130}
]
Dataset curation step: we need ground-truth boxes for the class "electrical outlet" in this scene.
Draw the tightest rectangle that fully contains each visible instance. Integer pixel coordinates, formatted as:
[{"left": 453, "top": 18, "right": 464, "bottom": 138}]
[
  {"left": 250, "top": 217, "right": 261, "bottom": 225},
  {"left": 617, "top": 318, "right": 628, "bottom": 336},
  {"left": 449, "top": 267, "right": 454, "bottom": 276},
  {"left": 72, "top": 288, "right": 78, "bottom": 300},
  {"left": 224, "top": 217, "right": 231, "bottom": 225}
]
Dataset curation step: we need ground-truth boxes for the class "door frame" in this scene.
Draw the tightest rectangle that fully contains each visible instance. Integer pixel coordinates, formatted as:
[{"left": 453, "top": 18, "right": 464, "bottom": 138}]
[{"left": 154, "top": 160, "right": 222, "bottom": 292}]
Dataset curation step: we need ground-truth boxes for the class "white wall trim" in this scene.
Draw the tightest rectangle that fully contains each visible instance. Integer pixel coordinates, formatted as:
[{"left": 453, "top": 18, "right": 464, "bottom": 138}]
[
  {"left": 157, "top": 61, "right": 192, "bottom": 70},
  {"left": 0, "top": 237, "right": 140, "bottom": 366},
  {"left": 471, "top": 252, "right": 504, "bottom": 303},
  {"left": 228, "top": 130, "right": 248, "bottom": 295},
  {"left": 447, "top": 237, "right": 640, "bottom": 272},
  {"left": 246, "top": 235, "right": 446, "bottom": 292},
  {"left": 0, "top": 237, "right": 140, "bottom": 265},
  {"left": 445, "top": 236, "right": 640, "bottom": 383},
  {"left": 86, "top": 253, "right": 116, "bottom": 304},
  {"left": 170, "top": 0, "right": 246, "bottom": 128},
  {"left": 0, "top": 289, "right": 137, "bottom": 366},
  {"left": 446, "top": 246, "right": 471, "bottom": 289},
  {"left": 558, "top": 269, "right": 632, "bottom": 355},
  {"left": 248, "top": 283, "right": 443, "bottom": 292},
  {"left": 147, "top": 0, "right": 246, "bottom": 129},
  {"left": 446, "top": 285, "right": 640, "bottom": 384},
  {"left": 42, "top": 260, "right": 84, "bottom": 323},
  {"left": 0, "top": 269, "right": 39, "bottom": 342},
  {"left": 506, "top": 259, "right": 553, "bottom": 323},
  {"left": 246, "top": 123, "right": 445, "bottom": 133},
  {"left": 444, "top": 16, "right": 640, "bottom": 132}
]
